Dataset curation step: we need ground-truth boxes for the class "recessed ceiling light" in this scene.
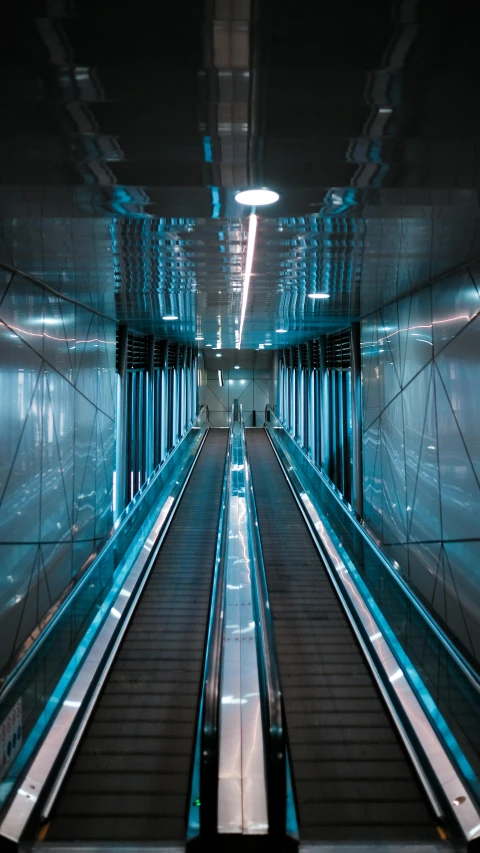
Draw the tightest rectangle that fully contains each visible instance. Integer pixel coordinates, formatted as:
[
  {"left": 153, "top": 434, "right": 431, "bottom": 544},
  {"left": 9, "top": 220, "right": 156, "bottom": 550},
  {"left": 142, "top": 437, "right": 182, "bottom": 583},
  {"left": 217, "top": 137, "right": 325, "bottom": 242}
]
[
  {"left": 216, "top": 353, "right": 222, "bottom": 357},
  {"left": 276, "top": 328, "right": 287, "bottom": 333},
  {"left": 195, "top": 335, "right": 204, "bottom": 340},
  {"left": 162, "top": 315, "right": 178, "bottom": 320},
  {"left": 308, "top": 293, "right": 330, "bottom": 299},
  {"left": 259, "top": 344, "right": 264, "bottom": 349},
  {"left": 235, "top": 188, "right": 279, "bottom": 206},
  {"left": 205, "top": 343, "right": 213, "bottom": 347},
  {"left": 265, "top": 342, "right": 272, "bottom": 346},
  {"left": 234, "top": 365, "right": 240, "bottom": 369}
]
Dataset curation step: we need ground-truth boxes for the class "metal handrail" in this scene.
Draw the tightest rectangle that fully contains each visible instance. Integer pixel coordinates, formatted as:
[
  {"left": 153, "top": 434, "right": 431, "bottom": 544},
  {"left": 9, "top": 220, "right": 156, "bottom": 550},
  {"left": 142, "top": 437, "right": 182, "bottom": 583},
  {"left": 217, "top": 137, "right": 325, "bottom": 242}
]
[
  {"left": 0, "top": 424, "right": 211, "bottom": 840},
  {"left": 263, "top": 410, "right": 480, "bottom": 844},
  {"left": 0, "top": 412, "right": 204, "bottom": 702},
  {"left": 195, "top": 415, "right": 233, "bottom": 839},
  {"left": 264, "top": 404, "right": 480, "bottom": 694},
  {"left": 240, "top": 406, "right": 289, "bottom": 840}
]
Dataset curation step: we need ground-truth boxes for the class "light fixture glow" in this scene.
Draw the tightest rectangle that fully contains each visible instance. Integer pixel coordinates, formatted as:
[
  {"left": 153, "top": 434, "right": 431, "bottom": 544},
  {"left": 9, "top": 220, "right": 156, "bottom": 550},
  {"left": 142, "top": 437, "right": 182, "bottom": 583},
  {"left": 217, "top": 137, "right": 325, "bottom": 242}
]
[
  {"left": 162, "top": 315, "right": 178, "bottom": 321},
  {"left": 276, "top": 328, "right": 287, "bottom": 333},
  {"left": 237, "top": 213, "right": 257, "bottom": 349},
  {"left": 218, "top": 369, "right": 224, "bottom": 386},
  {"left": 195, "top": 335, "right": 204, "bottom": 340},
  {"left": 308, "top": 292, "right": 330, "bottom": 299},
  {"left": 235, "top": 188, "right": 279, "bottom": 206},
  {"left": 264, "top": 342, "right": 272, "bottom": 346},
  {"left": 216, "top": 353, "right": 222, "bottom": 358},
  {"left": 234, "top": 365, "right": 240, "bottom": 369},
  {"left": 205, "top": 343, "right": 212, "bottom": 347}
]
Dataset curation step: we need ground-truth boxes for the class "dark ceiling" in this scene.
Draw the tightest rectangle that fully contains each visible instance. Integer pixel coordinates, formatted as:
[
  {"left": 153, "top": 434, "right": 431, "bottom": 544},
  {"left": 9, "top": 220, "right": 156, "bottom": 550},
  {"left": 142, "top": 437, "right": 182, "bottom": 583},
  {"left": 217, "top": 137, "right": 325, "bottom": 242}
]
[{"left": 2, "top": 0, "right": 480, "bottom": 349}]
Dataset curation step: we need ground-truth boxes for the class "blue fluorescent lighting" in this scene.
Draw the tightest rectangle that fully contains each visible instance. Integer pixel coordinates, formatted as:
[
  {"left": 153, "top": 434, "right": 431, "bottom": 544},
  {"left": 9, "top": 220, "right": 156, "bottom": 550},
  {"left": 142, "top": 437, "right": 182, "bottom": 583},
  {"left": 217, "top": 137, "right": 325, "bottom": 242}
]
[
  {"left": 203, "top": 136, "right": 213, "bottom": 163},
  {"left": 210, "top": 186, "right": 221, "bottom": 219}
]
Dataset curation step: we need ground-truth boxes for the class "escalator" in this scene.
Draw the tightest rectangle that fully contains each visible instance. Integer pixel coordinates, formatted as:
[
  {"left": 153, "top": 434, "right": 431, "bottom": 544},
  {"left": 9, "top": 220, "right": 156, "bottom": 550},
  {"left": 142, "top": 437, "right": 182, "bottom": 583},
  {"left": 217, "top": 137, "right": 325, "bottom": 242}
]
[
  {"left": 246, "top": 429, "right": 443, "bottom": 845},
  {"left": 38, "top": 429, "right": 228, "bottom": 845}
]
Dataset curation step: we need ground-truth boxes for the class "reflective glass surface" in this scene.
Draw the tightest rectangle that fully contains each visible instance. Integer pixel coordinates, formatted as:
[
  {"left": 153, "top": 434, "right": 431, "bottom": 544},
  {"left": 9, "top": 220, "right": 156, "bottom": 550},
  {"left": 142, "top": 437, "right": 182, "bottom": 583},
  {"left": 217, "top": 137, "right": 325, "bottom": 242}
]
[
  {"left": 0, "top": 272, "right": 116, "bottom": 679},
  {"left": 361, "top": 264, "right": 480, "bottom": 665}
]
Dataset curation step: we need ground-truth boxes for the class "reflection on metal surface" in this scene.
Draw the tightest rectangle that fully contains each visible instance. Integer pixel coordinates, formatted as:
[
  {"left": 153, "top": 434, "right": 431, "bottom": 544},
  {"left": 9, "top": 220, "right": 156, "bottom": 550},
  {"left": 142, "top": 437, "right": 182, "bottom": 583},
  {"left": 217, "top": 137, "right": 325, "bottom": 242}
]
[
  {"left": 217, "top": 418, "right": 268, "bottom": 835},
  {"left": 237, "top": 213, "right": 257, "bottom": 350}
]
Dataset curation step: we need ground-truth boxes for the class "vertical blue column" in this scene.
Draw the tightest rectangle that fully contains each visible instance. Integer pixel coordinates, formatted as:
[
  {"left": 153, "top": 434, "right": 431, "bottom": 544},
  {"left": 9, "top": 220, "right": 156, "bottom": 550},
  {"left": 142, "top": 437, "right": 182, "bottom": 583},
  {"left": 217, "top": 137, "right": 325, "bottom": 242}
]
[
  {"left": 296, "top": 368, "right": 304, "bottom": 445},
  {"left": 172, "top": 368, "right": 179, "bottom": 446},
  {"left": 319, "top": 335, "right": 330, "bottom": 475},
  {"left": 146, "top": 336, "right": 155, "bottom": 478},
  {"left": 114, "top": 325, "right": 128, "bottom": 520},
  {"left": 161, "top": 366, "right": 167, "bottom": 462},
  {"left": 351, "top": 322, "right": 363, "bottom": 518},
  {"left": 307, "top": 369, "right": 315, "bottom": 459}
]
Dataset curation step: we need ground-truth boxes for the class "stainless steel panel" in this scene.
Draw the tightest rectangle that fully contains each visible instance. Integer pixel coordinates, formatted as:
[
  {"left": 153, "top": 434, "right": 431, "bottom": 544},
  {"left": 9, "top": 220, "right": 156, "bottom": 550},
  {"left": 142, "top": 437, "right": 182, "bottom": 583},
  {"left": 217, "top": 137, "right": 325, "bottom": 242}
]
[
  {"left": 217, "top": 421, "right": 268, "bottom": 835},
  {"left": 0, "top": 327, "right": 43, "bottom": 545},
  {"left": 435, "top": 364, "right": 480, "bottom": 541},
  {"left": 380, "top": 394, "right": 407, "bottom": 545},
  {"left": 41, "top": 370, "right": 75, "bottom": 545},
  {"left": 402, "top": 365, "right": 442, "bottom": 544},
  {"left": 379, "top": 301, "right": 402, "bottom": 391},
  {"left": 435, "top": 313, "right": 480, "bottom": 482},
  {"left": 431, "top": 269, "right": 480, "bottom": 357},
  {"left": 362, "top": 420, "right": 380, "bottom": 532},
  {"left": 73, "top": 396, "right": 98, "bottom": 541},
  {"left": 360, "top": 313, "right": 381, "bottom": 430},
  {"left": 403, "top": 286, "right": 433, "bottom": 388}
]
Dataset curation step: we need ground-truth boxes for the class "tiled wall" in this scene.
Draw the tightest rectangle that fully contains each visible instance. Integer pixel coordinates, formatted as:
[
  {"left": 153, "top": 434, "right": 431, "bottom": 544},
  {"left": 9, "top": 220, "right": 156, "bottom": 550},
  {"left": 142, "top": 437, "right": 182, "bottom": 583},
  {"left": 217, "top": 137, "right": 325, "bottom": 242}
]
[
  {"left": 199, "top": 368, "right": 271, "bottom": 427},
  {"left": 361, "top": 262, "right": 480, "bottom": 663},
  {"left": 0, "top": 270, "right": 116, "bottom": 677}
]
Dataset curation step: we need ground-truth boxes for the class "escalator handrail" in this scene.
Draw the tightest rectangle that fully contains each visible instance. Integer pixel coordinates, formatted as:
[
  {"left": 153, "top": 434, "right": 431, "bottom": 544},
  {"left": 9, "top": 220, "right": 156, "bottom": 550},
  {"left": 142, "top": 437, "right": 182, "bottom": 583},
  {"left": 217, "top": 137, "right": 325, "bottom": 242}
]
[
  {"left": 240, "top": 411, "right": 288, "bottom": 838},
  {"left": 0, "top": 412, "right": 205, "bottom": 703},
  {"left": 264, "top": 404, "right": 480, "bottom": 696},
  {"left": 198, "top": 422, "right": 233, "bottom": 837}
]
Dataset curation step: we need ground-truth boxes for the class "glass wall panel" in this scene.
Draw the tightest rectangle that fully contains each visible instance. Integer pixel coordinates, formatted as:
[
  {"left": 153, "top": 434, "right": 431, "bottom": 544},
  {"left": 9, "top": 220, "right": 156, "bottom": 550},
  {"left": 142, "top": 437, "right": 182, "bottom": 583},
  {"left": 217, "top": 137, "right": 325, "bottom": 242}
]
[
  {"left": 0, "top": 272, "right": 116, "bottom": 679},
  {"left": 361, "top": 263, "right": 480, "bottom": 666}
]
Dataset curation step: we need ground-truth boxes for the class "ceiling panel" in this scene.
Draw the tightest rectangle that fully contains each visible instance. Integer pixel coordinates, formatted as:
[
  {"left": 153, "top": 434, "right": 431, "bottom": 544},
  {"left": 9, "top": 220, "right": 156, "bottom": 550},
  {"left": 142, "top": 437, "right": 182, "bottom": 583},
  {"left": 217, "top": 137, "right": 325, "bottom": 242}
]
[{"left": 2, "top": 0, "right": 480, "bottom": 349}]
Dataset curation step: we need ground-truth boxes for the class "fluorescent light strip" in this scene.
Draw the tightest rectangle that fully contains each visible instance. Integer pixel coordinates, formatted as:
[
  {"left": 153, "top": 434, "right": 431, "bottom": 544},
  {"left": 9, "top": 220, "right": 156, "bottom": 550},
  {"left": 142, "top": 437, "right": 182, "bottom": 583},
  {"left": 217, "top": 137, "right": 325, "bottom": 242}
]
[{"left": 237, "top": 213, "right": 257, "bottom": 350}]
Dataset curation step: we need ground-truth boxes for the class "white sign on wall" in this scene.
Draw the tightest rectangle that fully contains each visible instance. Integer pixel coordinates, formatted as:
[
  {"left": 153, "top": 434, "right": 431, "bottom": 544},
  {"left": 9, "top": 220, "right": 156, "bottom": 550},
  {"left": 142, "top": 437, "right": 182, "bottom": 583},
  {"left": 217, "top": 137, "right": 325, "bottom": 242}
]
[{"left": 0, "top": 699, "right": 22, "bottom": 781}]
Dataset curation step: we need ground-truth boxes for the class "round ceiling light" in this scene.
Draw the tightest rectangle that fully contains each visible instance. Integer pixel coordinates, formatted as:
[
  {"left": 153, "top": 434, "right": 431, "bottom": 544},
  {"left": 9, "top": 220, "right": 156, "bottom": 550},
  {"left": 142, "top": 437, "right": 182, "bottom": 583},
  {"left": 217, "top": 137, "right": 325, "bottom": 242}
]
[
  {"left": 162, "top": 315, "right": 178, "bottom": 320},
  {"left": 234, "top": 365, "right": 240, "bottom": 369},
  {"left": 308, "top": 293, "right": 330, "bottom": 299},
  {"left": 216, "top": 353, "right": 222, "bottom": 358},
  {"left": 195, "top": 335, "right": 204, "bottom": 340},
  {"left": 276, "top": 328, "right": 287, "bottom": 333},
  {"left": 235, "top": 188, "right": 279, "bottom": 206}
]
